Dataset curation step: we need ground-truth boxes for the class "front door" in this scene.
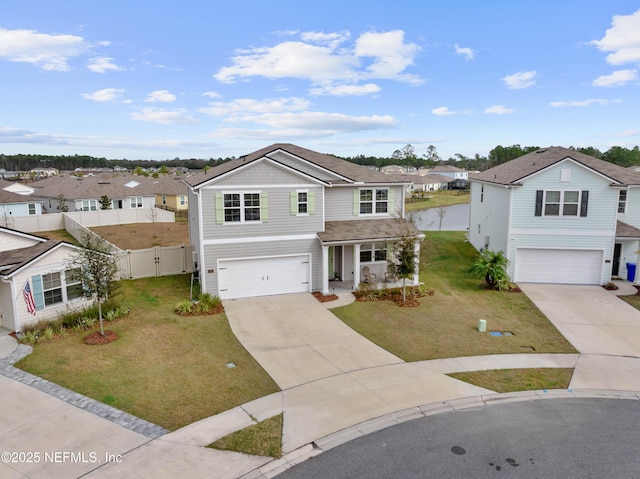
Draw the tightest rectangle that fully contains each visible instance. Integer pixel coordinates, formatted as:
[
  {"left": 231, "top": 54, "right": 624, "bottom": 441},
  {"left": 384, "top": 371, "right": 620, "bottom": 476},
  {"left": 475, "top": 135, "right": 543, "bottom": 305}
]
[{"left": 613, "top": 243, "right": 622, "bottom": 277}]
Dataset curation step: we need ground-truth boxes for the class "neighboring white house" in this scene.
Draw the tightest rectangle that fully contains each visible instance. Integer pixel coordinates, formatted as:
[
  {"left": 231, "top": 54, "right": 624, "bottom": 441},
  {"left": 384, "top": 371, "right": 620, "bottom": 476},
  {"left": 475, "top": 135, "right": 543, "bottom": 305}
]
[
  {"left": 0, "top": 228, "right": 90, "bottom": 332},
  {"left": 185, "top": 143, "right": 423, "bottom": 300},
  {"left": 469, "top": 147, "right": 640, "bottom": 285},
  {"left": 430, "top": 165, "right": 469, "bottom": 180},
  {"left": 0, "top": 182, "right": 43, "bottom": 226}
]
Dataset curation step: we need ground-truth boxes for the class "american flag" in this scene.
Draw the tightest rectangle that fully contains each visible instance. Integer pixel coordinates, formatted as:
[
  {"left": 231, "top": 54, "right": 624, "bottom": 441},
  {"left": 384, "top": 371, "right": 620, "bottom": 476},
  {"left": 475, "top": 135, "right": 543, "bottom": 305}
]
[{"left": 23, "top": 281, "right": 36, "bottom": 315}]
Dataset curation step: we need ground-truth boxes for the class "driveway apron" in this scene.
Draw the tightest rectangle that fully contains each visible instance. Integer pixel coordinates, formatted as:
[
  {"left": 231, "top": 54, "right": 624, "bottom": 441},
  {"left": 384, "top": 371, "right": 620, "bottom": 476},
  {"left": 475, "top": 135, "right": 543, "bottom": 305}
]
[{"left": 223, "top": 293, "right": 402, "bottom": 389}]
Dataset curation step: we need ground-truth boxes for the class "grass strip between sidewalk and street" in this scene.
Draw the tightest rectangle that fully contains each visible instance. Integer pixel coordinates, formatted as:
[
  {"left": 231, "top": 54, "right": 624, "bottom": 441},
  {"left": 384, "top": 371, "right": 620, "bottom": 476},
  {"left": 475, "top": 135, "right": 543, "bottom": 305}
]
[{"left": 448, "top": 368, "right": 574, "bottom": 393}]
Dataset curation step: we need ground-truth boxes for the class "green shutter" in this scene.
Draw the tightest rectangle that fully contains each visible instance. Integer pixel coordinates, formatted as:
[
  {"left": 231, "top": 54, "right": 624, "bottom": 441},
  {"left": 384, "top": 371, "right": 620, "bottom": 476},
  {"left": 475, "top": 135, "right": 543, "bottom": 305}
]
[
  {"left": 215, "top": 192, "right": 224, "bottom": 224},
  {"left": 353, "top": 189, "right": 360, "bottom": 216},
  {"left": 308, "top": 190, "right": 315, "bottom": 215},
  {"left": 261, "top": 192, "right": 268, "bottom": 222},
  {"left": 388, "top": 188, "right": 394, "bottom": 213},
  {"left": 290, "top": 191, "right": 297, "bottom": 215},
  {"left": 31, "top": 275, "right": 44, "bottom": 311}
]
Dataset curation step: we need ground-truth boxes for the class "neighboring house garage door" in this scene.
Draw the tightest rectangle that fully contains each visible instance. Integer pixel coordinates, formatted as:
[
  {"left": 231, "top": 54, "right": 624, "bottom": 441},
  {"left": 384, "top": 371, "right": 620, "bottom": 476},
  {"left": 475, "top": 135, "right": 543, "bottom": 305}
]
[
  {"left": 515, "top": 248, "right": 603, "bottom": 284},
  {"left": 218, "top": 254, "right": 311, "bottom": 300}
]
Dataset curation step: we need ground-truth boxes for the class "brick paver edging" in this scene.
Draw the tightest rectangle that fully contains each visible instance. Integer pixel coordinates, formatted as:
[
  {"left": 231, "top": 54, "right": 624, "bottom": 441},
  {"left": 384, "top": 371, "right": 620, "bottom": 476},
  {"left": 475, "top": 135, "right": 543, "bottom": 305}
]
[{"left": 0, "top": 343, "right": 168, "bottom": 439}]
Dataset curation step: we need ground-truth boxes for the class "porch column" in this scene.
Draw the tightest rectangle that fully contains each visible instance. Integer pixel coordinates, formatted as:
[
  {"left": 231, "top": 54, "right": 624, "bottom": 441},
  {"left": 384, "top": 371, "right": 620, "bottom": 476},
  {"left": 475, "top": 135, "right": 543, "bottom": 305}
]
[
  {"left": 353, "top": 243, "right": 361, "bottom": 287},
  {"left": 321, "top": 245, "right": 329, "bottom": 294},
  {"left": 413, "top": 239, "right": 421, "bottom": 285}
]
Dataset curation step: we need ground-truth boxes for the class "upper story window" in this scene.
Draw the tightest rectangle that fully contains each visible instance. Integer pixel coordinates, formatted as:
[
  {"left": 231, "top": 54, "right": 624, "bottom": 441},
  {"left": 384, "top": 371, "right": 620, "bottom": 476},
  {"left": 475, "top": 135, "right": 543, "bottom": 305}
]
[
  {"left": 224, "top": 192, "right": 261, "bottom": 223},
  {"left": 81, "top": 199, "right": 97, "bottom": 211},
  {"left": 480, "top": 185, "right": 484, "bottom": 203},
  {"left": 359, "top": 188, "right": 388, "bottom": 215},
  {"left": 28, "top": 203, "right": 36, "bottom": 215},
  {"left": 130, "top": 197, "right": 143, "bottom": 208},
  {"left": 179, "top": 195, "right": 186, "bottom": 206},
  {"left": 297, "top": 192, "right": 308, "bottom": 214},
  {"left": 535, "top": 190, "right": 588, "bottom": 217},
  {"left": 618, "top": 190, "right": 627, "bottom": 214},
  {"left": 162, "top": 195, "right": 167, "bottom": 205}
]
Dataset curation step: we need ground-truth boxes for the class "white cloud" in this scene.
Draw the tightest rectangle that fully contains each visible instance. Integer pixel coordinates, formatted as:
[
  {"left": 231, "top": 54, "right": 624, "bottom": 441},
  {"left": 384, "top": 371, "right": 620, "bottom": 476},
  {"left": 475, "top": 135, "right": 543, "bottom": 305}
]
[
  {"left": 503, "top": 70, "right": 537, "bottom": 89},
  {"left": 309, "top": 83, "right": 381, "bottom": 96},
  {"left": 130, "top": 107, "right": 197, "bottom": 124},
  {"left": 484, "top": 105, "right": 514, "bottom": 114},
  {"left": 0, "top": 28, "right": 87, "bottom": 71},
  {"left": 591, "top": 69, "right": 637, "bottom": 87},
  {"left": 203, "top": 91, "right": 221, "bottom": 98},
  {"left": 213, "top": 29, "right": 422, "bottom": 94},
  {"left": 81, "top": 88, "right": 126, "bottom": 102},
  {"left": 454, "top": 44, "right": 475, "bottom": 60},
  {"left": 550, "top": 98, "right": 617, "bottom": 107},
  {"left": 617, "top": 129, "right": 640, "bottom": 137},
  {"left": 590, "top": 9, "right": 640, "bottom": 65},
  {"left": 87, "top": 56, "right": 124, "bottom": 73},
  {"left": 235, "top": 111, "right": 397, "bottom": 131},
  {"left": 0, "top": 126, "right": 68, "bottom": 144},
  {"left": 432, "top": 106, "right": 469, "bottom": 116},
  {"left": 200, "top": 97, "right": 310, "bottom": 116},
  {"left": 144, "top": 90, "right": 176, "bottom": 102}
]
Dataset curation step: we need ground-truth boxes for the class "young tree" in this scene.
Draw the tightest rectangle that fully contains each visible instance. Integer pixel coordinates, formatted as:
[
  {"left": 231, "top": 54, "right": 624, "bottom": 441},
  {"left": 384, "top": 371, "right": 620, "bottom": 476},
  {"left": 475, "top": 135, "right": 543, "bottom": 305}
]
[
  {"left": 69, "top": 233, "right": 119, "bottom": 336},
  {"left": 99, "top": 195, "right": 111, "bottom": 210},
  {"left": 469, "top": 249, "right": 510, "bottom": 290},
  {"left": 388, "top": 221, "right": 420, "bottom": 302},
  {"left": 56, "top": 194, "right": 69, "bottom": 212}
]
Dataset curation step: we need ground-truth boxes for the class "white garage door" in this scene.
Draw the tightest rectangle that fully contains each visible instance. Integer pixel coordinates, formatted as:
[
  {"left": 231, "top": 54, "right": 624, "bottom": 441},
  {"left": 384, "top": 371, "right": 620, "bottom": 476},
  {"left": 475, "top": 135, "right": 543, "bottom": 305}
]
[
  {"left": 218, "top": 254, "right": 311, "bottom": 300},
  {"left": 515, "top": 248, "right": 603, "bottom": 284}
]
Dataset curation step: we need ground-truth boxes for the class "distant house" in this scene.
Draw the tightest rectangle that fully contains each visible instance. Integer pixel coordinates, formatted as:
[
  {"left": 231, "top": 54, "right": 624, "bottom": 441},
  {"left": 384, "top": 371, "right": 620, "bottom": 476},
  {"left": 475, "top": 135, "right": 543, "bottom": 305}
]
[
  {"left": 31, "top": 174, "right": 156, "bottom": 212},
  {"left": 30, "top": 167, "right": 59, "bottom": 178},
  {"left": 430, "top": 165, "right": 469, "bottom": 180},
  {"left": 469, "top": 147, "right": 640, "bottom": 285},
  {"left": 148, "top": 175, "right": 189, "bottom": 212},
  {"left": 0, "top": 180, "right": 43, "bottom": 224},
  {"left": 395, "top": 173, "right": 452, "bottom": 195},
  {"left": 0, "top": 227, "right": 89, "bottom": 332}
]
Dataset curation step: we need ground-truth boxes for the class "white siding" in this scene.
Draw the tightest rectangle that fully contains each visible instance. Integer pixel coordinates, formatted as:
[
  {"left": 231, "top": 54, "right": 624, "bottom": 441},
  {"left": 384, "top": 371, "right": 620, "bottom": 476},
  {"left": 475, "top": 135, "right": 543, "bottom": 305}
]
[
  {"left": 619, "top": 187, "right": 640, "bottom": 230},
  {"left": 469, "top": 182, "right": 510, "bottom": 254},
  {"left": 0, "top": 231, "right": 42, "bottom": 252},
  {"left": 325, "top": 185, "right": 404, "bottom": 221}
]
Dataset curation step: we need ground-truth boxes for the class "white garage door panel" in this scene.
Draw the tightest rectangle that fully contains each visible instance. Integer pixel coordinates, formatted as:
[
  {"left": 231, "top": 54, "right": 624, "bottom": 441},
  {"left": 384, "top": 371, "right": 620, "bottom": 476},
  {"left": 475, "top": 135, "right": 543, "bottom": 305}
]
[
  {"left": 218, "top": 255, "right": 310, "bottom": 299},
  {"left": 515, "top": 249, "right": 602, "bottom": 284}
]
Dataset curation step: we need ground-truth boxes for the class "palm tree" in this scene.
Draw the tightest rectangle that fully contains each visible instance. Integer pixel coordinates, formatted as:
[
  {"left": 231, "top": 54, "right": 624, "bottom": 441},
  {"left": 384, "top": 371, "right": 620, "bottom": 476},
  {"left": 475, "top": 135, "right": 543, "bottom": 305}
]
[{"left": 469, "top": 249, "right": 510, "bottom": 289}]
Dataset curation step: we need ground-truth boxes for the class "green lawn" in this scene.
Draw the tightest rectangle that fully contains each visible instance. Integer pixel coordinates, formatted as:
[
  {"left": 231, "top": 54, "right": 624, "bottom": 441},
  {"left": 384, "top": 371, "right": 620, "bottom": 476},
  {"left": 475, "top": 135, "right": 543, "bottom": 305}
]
[
  {"left": 449, "top": 368, "right": 574, "bottom": 393},
  {"left": 332, "top": 231, "right": 577, "bottom": 361},
  {"left": 405, "top": 190, "right": 470, "bottom": 212},
  {"left": 15, "top": 275, "right": 279, "bottom": 431}
]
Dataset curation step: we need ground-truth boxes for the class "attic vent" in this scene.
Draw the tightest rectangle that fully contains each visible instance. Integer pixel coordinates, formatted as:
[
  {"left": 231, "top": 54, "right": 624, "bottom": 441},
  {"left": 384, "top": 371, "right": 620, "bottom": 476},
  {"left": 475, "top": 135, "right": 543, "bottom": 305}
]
[
  {"left": 98, "top": 182, "right": 111, "bottom": 185},
  {"left": 536, "top": 149, "right": 548, "bottom": 154}
]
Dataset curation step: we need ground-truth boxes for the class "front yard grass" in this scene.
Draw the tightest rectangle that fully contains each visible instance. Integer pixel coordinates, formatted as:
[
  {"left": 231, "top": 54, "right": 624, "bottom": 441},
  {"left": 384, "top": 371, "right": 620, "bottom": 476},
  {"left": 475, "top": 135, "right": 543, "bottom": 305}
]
[
  {"left": 332, "top": 231, "right": 577, "bottom": 361},
  {"left": 15, "top": 275, "right": 279, "bottom": 431},
  {"left": 448, "top": 368, "right": 574, "bottom": 393}
]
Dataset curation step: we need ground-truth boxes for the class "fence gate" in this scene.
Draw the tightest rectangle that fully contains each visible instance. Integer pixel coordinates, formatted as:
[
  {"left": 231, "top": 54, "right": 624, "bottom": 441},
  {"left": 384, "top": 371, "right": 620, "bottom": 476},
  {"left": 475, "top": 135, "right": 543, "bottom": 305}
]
[{"left": 117, "top": 244, "right": 195, "bottom": 279}]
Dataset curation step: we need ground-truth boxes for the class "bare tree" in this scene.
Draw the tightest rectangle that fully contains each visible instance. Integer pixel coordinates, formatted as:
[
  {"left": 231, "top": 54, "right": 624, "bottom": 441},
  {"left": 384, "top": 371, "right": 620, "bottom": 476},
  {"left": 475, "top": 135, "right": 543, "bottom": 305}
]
[{"left": 436, "top": 205, "right": 447, "bottom": 231}]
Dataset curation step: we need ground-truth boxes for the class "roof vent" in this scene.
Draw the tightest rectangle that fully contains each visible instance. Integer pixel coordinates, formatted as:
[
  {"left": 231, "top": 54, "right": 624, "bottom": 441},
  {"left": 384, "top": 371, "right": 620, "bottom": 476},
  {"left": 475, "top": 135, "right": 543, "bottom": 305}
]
[{"left": 536, "top": 149, "right": 547, "bottom": 154}]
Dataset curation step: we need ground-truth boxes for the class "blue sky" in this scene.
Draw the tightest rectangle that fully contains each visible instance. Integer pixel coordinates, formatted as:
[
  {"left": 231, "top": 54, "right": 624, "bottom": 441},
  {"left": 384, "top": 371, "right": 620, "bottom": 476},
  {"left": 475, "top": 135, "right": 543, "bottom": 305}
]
[{"left": 2, "top": 1, "right": 640, "bottom": 161}]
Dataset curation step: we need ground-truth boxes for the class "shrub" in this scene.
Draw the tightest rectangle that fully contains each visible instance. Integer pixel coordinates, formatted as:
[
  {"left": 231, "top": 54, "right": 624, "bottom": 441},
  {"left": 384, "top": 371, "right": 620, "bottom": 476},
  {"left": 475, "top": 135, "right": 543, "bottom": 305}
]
[
  {"left": 42, "top": 327, "right": 55, "bottom": 341},
  {"left": 175, "top": 299, "right": 193, "bottom": 316}
]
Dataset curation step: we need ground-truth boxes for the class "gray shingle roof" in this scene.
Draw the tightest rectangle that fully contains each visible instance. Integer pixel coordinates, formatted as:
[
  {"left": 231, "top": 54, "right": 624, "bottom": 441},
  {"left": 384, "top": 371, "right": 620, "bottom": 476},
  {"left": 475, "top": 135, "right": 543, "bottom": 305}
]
[
  {"left": 470, "top": 147, "right": 640, "bottom": 186},
  {"left": 0, "top": 240, "right": 65, "bottom": 276},
  {"left": 616, "top": 221, "right": 640, "bottom": 239},
  {"left": 31, "top": 174, "right": 158, "bottom": 200},
  {"left": 318, "top": 218, "right": 421, "bottom": 243},
  {"left": 185, "top": 144, "right": 411, "bottom": 188}
]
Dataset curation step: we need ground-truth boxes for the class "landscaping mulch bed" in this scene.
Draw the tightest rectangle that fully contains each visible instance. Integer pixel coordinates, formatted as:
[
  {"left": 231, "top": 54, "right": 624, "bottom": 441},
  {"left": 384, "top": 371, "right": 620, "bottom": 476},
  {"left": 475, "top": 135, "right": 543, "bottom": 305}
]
[
  {"left": 177, "top": 305, "right": 225, "bottom": 316},
  {"left": 312, "top": 292, "right": 339, "bottom": 302},
  {"left": 83, "top": 330, "right": 119, "bottom": 345}
]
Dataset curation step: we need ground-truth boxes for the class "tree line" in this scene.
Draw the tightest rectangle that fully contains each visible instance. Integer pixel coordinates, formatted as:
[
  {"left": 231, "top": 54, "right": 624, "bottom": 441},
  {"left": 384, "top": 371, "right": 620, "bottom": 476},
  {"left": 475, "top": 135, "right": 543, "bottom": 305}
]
[{"left": 2, "top": 144, "right": 640, "bottom": 173}]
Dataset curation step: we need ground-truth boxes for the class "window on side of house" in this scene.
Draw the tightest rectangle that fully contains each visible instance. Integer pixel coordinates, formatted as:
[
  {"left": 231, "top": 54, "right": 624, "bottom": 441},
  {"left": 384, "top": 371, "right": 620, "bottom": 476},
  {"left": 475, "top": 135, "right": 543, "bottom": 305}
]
[
  {"left": 179, "top": 195, "right": 186, "bottom": 206},
  {"left": 618, "top": 190, "right": 627, "bottom": 214},
  {"left": 42, "top": 272, "right": 63, "bottom": 306},
  {"left": 359, "top": 188, "right": 389, "bottom": 215},
  {"left": 162, "top": 195, "right": 167, "bottom": 205},
  {"left": 81, "top": 200, "right": 97, "bottom": 211},
  {"left": 130, "top": 197, "right": 143, "bottom": 208},
  {"left": 65, "top": 268, "right": 83, "bottom": 300},
  {"left": 223, "top": 192, "right": 261, "bottom": 223},
  {"left": 28, "top": 203, "right": 36, "bottom": 215},
  {"left": 297, "top": 191, "right": 308, "bottom": 214}
]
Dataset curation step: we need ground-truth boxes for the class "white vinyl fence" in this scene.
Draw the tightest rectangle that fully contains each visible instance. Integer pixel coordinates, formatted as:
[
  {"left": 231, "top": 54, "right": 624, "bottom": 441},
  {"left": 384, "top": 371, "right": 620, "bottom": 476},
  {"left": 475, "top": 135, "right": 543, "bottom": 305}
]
[{"left": 13, "top": 208, "right": 195, "bottom": 280}]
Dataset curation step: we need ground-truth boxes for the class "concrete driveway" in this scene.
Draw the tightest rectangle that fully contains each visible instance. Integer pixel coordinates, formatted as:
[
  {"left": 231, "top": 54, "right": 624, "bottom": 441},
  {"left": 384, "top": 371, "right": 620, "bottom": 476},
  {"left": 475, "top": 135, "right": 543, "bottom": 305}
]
[{"left": 519, "top": 283, "right": 640, "bottom": 391}]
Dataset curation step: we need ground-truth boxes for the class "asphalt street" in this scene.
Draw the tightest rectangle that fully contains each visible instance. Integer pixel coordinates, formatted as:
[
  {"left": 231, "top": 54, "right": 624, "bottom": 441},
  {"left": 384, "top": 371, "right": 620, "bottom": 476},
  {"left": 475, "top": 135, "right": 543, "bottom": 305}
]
[{"left": 277, "top": 398, "right": 640, "bottom": 479}]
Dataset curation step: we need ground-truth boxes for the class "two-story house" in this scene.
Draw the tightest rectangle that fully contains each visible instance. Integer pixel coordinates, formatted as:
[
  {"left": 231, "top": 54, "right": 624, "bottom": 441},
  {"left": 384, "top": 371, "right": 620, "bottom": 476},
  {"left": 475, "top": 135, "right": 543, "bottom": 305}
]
[
  {"left": 469, "top": 147, "right": 640, "bottom": 285},
  {"left": 185, "top": 144, "right": 422, "bottom": 300}
]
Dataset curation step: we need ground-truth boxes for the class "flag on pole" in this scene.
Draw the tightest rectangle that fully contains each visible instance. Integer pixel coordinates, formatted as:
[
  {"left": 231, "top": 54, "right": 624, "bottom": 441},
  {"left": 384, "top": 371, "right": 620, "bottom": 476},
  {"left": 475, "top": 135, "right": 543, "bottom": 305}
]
[{"left": 23, "top": 281, "right": 36, "bottom": 315}]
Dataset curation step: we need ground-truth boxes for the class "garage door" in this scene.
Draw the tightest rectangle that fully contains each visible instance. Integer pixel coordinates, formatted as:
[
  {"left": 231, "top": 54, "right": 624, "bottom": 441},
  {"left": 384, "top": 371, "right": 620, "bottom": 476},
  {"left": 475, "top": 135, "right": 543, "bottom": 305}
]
[
  {"left": 515, "top": 248, "right": 603, "bottom": 284},
  {"left": 218, "top": 254, "right": 310, "bottom": 300}
]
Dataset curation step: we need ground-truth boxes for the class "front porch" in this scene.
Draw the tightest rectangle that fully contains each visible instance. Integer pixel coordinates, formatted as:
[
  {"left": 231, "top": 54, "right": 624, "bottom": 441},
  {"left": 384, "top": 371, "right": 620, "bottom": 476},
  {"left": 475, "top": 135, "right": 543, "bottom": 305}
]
[
  {"left": 317, "top": 218, "right": 424, "bottom": 295},
  {"left": 615, "top": 221, "right": 640, "bottom": 283}
]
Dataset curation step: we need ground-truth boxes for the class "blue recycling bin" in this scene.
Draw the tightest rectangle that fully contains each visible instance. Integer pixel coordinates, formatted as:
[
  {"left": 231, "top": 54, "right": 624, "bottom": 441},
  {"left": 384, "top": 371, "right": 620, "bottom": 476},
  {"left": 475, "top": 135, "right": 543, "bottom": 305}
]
[{"left": 627, "top": 262, "right": 636, "bottom": 282}]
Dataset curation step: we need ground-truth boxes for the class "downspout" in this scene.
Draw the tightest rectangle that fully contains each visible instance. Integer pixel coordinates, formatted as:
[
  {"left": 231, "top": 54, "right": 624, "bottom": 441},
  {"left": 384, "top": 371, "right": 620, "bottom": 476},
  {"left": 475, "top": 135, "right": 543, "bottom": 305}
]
[
  {"left": 1, "top": 276, "right": 19, "bottom": 333},
  {"left": 506, "top": 185, "right": 513, "bottom": 280},
  {"left": 195, "top": 188, "right": 206, "bottom": 293}
]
